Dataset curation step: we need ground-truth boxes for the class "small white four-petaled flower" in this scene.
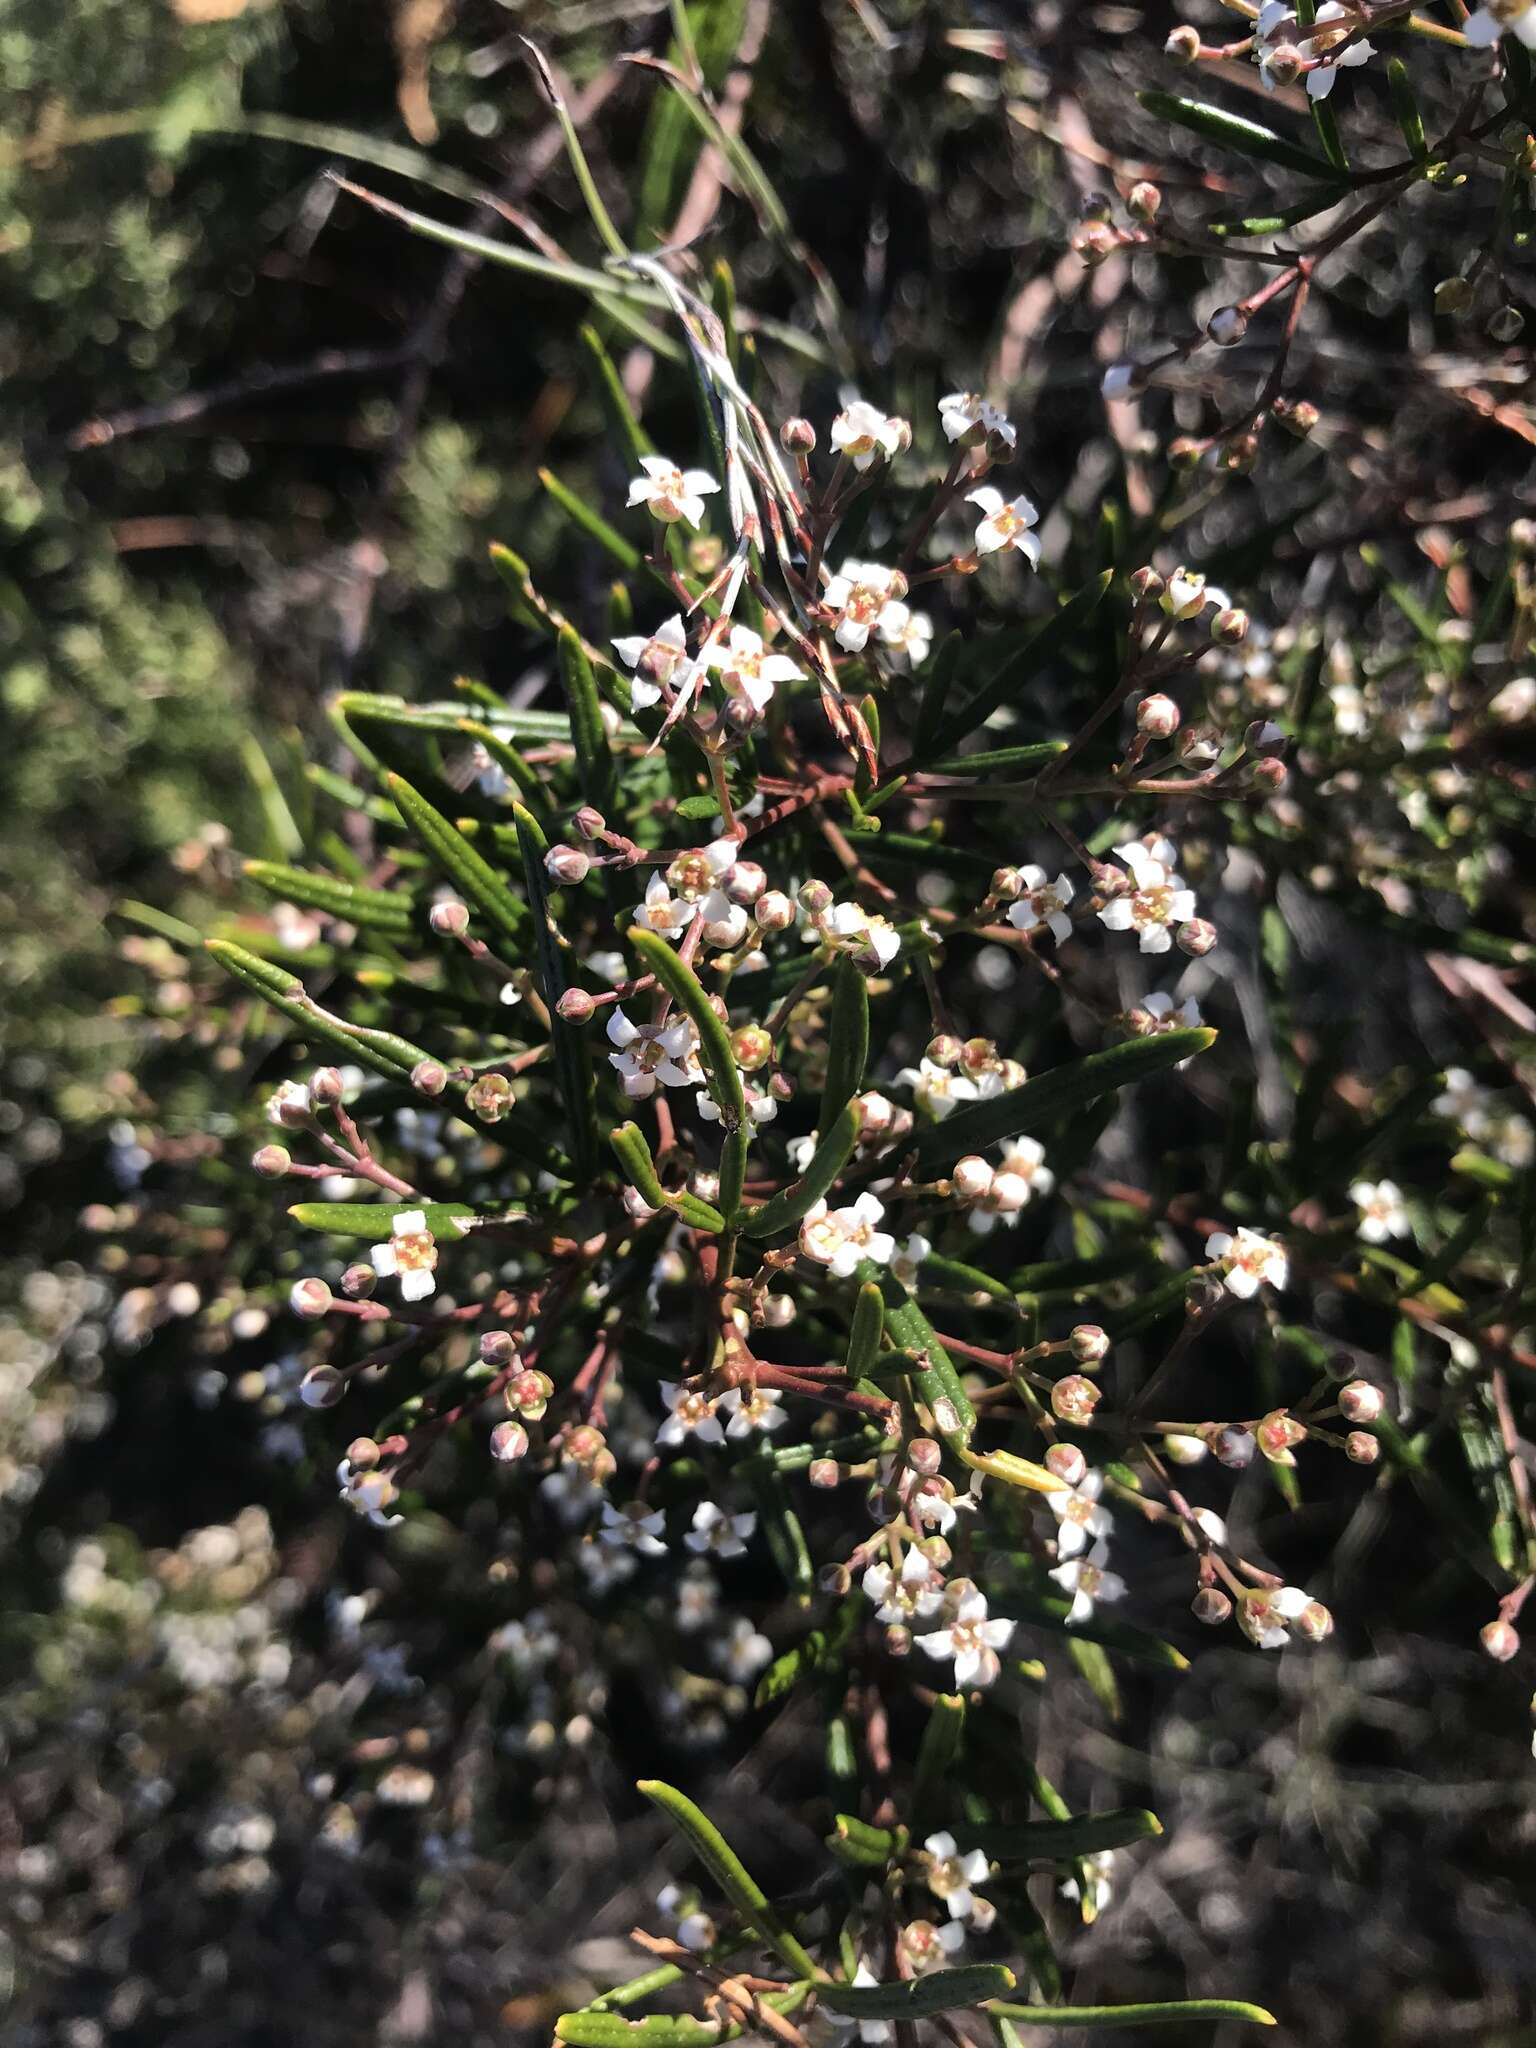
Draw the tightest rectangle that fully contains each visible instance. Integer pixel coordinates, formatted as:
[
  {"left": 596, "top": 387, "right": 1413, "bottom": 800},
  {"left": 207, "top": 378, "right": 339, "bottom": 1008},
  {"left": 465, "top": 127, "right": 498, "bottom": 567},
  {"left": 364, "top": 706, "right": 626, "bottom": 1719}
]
[
  {"left": 1048, "top": 1542, "right": 1127, "bottom": 1625},
  {"left": 923, "top": 1832, "right": 992, "bottom": 1922},
  {"left": 862, "top": 1547, "right": 944, "bottom": 1624},
  {"left": 685, "top": 1500, "right": 757, "bottom": 1558},
  {"left": 1044, "top": 1467, "right": 1113, "bottom": 1560},
  {"left": 606, "top": 1009, "right": 701, "bottom": 1098},
  {"left": 1350, "top": 1179, "right": 1409, "bottom": 1243},
  {"left": 820, "top": 561, "right": 908, "bottom": 654},
  {"left": 915, "top": 1584, "right": 1015, "bottom": 1688},
  {"left": 707, "top": 624, "right": 803, "bottom": 714},
  {"left": 657, "top": 1381, "right": 726, "bottom": 1448},
  {"left": 612, "top": 615, "right": 688, "bottom": 707},
  {"left": 938, "top": 392, "right": 1016, "bottom": 448},
  {"left": 1098, "top": 841, "right": 1197, "bottom": 955},
  {"left": 830, "top": 399, "right": 909, "bottom": 471},
  {"left": 369, "top": 1209, "right": 439, "bottom": 1302},
  {"left": 1006, "top": 867, "right": 1074, "bottom": 944},
  {"left": 1464, "top": 0, "right": 1536, "bottom": 45},
  {"left": 799, "top": 1192, "right": 896, "bottom": 1278},
  {"left": 1205, "top": 1226, "right": 1289, "bottom": 1298},
  {"left": 718, "top": 1385, "right": 788, "bottom": 1436},
  {"left": 967, "top": 486, "right": 1041, "bottom": 566}
]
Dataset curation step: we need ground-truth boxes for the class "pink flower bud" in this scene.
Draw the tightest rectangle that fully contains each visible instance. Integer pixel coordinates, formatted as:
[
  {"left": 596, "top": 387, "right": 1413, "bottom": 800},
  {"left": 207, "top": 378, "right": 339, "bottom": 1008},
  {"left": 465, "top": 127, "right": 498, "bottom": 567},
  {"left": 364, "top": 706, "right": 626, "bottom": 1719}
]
[
  {"left": 346, "top": 1435, "right": 380, "bottom": 1470},
  {"left": 1214, "top": 1423, "right": 1256, "bottom": 1469},
  {"left": 1192, "top": 1586, "right": 1232, "bottom": 1624},
  {"left": 1481, "top": 1618, "right": 1520, "bottom": 1662},
  {"left": 952, "top": 1156, "right": 994, "bottom": 1201},
  {"left": 556, "top": 989, "right": 596, "bottom": 1024},
  {"left": 410, "top": 1059, "right": 448, "bottom": 1096},
  {"left": 1205, "top": 305, "right": 1248, "bottom": 349},
  {"left": 1247, "top": 757, "right": 1289, "bottom": 794},
  {"left": 1165, "top": 23, "right": 1201, "bottom": 61},
  {"left": 1293, "top": 1600, "right": 1334, "bottom": 1643},
  {"left": 1070, "top": 1323, "right": 1111, "bottom": 1367},
  {"left": 1167, "top": 435, "right": 1205, "bottom": 471},
  {"left": 1128, "top": 180, "right": 1162, "bottom": 221},
  {"left": 780, "top": 417, "right": 817, "bottom": 454},
  {"left": 1163, "top": 1431, "right": 1208, "bottom": 1466},
  {"left": 1346, "top": 1430, "right": 1380, "bottom": 1465},
  {"left": 1136, "top": 694, "right": 1180, "bottom": 739},
  {"left": 480, "top": 1331, "right": 518, "bottom": 1366},
  {"left": 1338, "top": 1380, "right": 1383, "bottom": 1425},
  {"left": 991, "top": 866, "right": 1026, "bottom": 901},
  {"left": 299, "top": 1364, "right": 345, "bottom": 1407},
  {"left": 545, "top": 844, "right": 591, "bottom": 886},
  {"left": 926, "top": 1033, "right": 964, "bottom": 1068},
  {"left": 252, "top": 1145, "right": 291, "bottom": 1178},
  {"left": 1051, "top": 1374, "right": 1101, "bottom": 1425},
  {"left": 809, "top": 1458, "right": 842, "bottom": 1489},
  {"left": 884, "top": 1623, "right": 913, "bottom": 1658},
  {"left": 756, "top": 889, "right": 794, "bottom": 931},
  {"left": 1276, "top": 397, "right": 1319, "bottom": 438},
  {"left": 818, "top": 1562, "right": 852, "bottom": 1595},
  {"left": 573, "top": 806, "right": 607, "bottom": 839},
  {"left": 907, "top": 1437, "right": 942, "bottom": 1476},
  {"left": 309, "top": 1067, "right": 344, "bottom": 1106},
  {"left": 290, "top": 1277, "right": 333, "bottom": 1320},
  {"left": 1212, "top": 606, "right": 1250, "bottom": 645},
  {"left": 1177, "top": 917, "right": 1219, "bottom": 957},
  {"left": 1045, "top": 1442, "right": 1087, "bottom": 1486},
  {"left": 727, "top": 860, "right": 766, "bottom": 905},
  {"left": 340, "top": 1263, "right": 375, "bottom": 1299},
  {"left": 1129, "top": 565, "right": 1165, "bottom": 600},
  {"left": 429, "top": 900, "right": 470, "bottom": 937},
  {"left": 762, "top": 1291, "right": 796, "bottom": 1328},
  {"left": 490, "top": 1420, "right": 530, "bottom": 1462},
  {"left": 1071, "top": 219, "right": 1118, "bottom": 267},
  {"left": 798, "top": 879, "right": 834, "bottom": 914}
]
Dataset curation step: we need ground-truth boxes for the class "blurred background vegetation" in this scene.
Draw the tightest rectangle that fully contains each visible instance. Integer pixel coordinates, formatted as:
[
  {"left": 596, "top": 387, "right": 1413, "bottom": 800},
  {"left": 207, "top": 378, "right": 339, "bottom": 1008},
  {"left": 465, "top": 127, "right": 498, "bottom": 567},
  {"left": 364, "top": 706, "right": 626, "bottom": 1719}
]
[{"left": 2, "top": 2, "right": 1535, "bottom": 2043}]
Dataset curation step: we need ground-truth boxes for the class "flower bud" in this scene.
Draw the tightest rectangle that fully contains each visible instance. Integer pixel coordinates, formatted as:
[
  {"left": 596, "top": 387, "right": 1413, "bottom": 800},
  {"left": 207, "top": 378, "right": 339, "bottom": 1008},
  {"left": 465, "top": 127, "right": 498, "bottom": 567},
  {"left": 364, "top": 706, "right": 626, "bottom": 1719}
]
[
  {"left": 755, "top": 889, "right": 794, "bottom": 932},
  {"left": 1136, "top": 693, "right": 1180, "bottom": 739},
  {"left": 809, "top": 1457, "right": 841, "bottom": 1488},
  {"left": 691, "top": 1169, "right": 721, "bottom": 1205},
  {"left": 952, "top": 1156, "right": 994, "bottom": 1201},
  {"left": 780, "top": 416, "right": 816, "bottom": 454},
  {"left": 1247, "top": 757, "right": 1289, "bottom": 794},
  {"left": 1192, "top": 1585, "right": 1232, "bottom": 1625},
  {"left": 818, "top": 1561, "right": 852, "bottom": 1596},
  {"left": 1277, "top": 397, "right": 1319, "bottom": 439},
  {"left": 1510, "top": 518, "right": 1536, "bottom": 555},
  {"left": 991, "top": 866, "right": 1026, "bottom": 902},
  {"left": 1214, "top": 1423, "right": 1256, "bottom": 1469},
  {"left": 1178, "top": 721, "right": 1223, "bottom": 764},
  {"left": 1069, "top": 1323, "right": 1111, "bottom": 1367},
  {"left": 622, "top": 1185, "right": 659, "bottom": 1224},
  {"left": 731, "top": 1024, "right": 772, "bottom": 1072},
  {"left": 1205, "top": 305, "right": 1248, "bottom": 349},
  {"left": 907, "top": 1436, "right": 943, "bottom": 1477},
  {"left": 1165, "top": 23, "right": 1201, "bottom": 61},
  {"left": 1434, "top": 275, "right": 1473, "bottom": 317},
  {"left": 1071, "top": 219, "right": 1118, "bottom": 266},
  {"left": 480, "top": 1330, "right": 518, "bottom": 1367},
  {"left": 727, "top": 860, "right": 766, "bottom": 905},
  {"left": 798, "top": 879, "right": 834, "bottom": 916},
  {"left": 884, "top": 1623, "right": 913, "bottom": 1659},
  {"left": 410, "top": 1058, "right": 449, "bottom": 1096},
  {"left": 1051, "top": 1374, "right": 1101, "bottom": 1425},
  {"left": 1293, "top": 1599, "right": 1334, "bottom": 1644},
  {"left": 309, "top": 1066, "right": 344, "bottom": 1107},
  {"left": 545, "top": 843, "right": 591, "bottom": 886},
  {"left": 267, "top": 1082, "right": 312, "bottom": 1129},
  {"left": 1212, "top": 606, "right": 1250, "bottom": 645},
  {"left": 1488, "top": 305, "right": 1525, "bottom": 343},
  {"left": 1264, "top": 40, "right": 1303, "bottom": 83},
  {"left": 340, "top": 1263, "right": 375, "bottom": 1299},
  {"left": 926, "top": 1033, "right": 964, "bottom": 1068},
  {"left": 1163, "top": 1431, "right": 1208, "bottom": 1466},
  {"left": 1128, "top": 180, "right": 1162, "bottom": 221},
  {"left": 1177, "top": 917, "right": 1219, "bottom": 957},
  {"left": 290, "top": 1277, "right": 333, "bottom": 1320},
  {"left": 490, "top": 1419, "right": 530, "bottom": 1463},
  {"left": 346, "top": 1435, "right": 380, "bottom": 1470},
  {"left": 430, "top": 900, "right": 470, "bottom": 937},
  {"left": 573, "top": 806, "right": 607, "bottom": 840},
  {"left": 762, "top": 1291, "right": 796, "bottom": 1328},
  {"left": 1245, "top": 719, "right": 1287, "bottom": 756},
  {"left": 1218, "top": 432, "right": 1260, "bottom": 476},
  {"left": 466, "top": 1073, "right": 514, "bottom": 1123},
  {"left": 1481, "top": 1618, "right": 1520, "bottom": 1663},
  {"left": 1346, "top": 1430, "right": 1380, "bottom": 1465},
  {"left": 556, "top": 989, "right": 596, "bottom": 1025},
  {"left": 252, "top": 1144, "right": 291, "bottom": 1179},
  {"left": 1045, "top": 1442, "right": 1086, "bottom": 1486},
  {"left": 300, "top": 1364, "right": 345, "bottom": 1407},
  {"left": 1129, "top": 566, "right": 1164, "bottom": 601},
  {"left": 1101, "top": 362, "right": 1140, "bottom": 401},
  {"left": 1338, "top": 1379, "right": 1383, "bottom": 1425},
  {"left": 1167, "top": 435, "right": 1205, "bottom": 471}
]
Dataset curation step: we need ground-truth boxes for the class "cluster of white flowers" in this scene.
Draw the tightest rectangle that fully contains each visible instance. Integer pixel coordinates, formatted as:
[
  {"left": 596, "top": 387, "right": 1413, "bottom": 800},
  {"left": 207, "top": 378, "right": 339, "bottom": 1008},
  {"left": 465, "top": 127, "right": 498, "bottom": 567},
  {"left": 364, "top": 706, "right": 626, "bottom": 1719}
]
[
  {"left": 1254, "top": 1, "right": 1374, "bottom": 99},
  {"left": 799, "top": 1191, "right": 896, "bottom": 1277},
  {"left": 950, "top": 1139, "right": 1055, "bottom": 1235},
  {"left": 1044, "top": 1467, "right": 1127, "bottom": 1624},
  {"left": 1098, "top": 836, "right": 1199, "bottom": 955}
]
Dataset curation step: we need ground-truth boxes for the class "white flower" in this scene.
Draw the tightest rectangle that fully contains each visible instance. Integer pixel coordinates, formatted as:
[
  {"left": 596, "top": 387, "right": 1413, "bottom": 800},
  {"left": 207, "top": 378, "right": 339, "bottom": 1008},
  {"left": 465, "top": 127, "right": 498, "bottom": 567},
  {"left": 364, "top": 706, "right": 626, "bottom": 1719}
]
[
  {"left": 800, "top": 1193, "right": 895, "bottom": 1278},
  {"left": 890, "top": 1232, "right": 931, "bottom": 1290},
  {"left": 1237, "top": 1584, "right": 1312, "bottom": 1650},
  {"left": 1060, "top": 1849, "right": 1115, "bottom": 1915},
  {"left": 715, "top": 1614, "right": 773, "bottom": 1682},
  {"left": 1006, "top": 867, "right": 1074, "bottom": 944},
  {"left": 1048, "top": 1542, "right": 1127, "bottom": 1625},
  {"left": 1205, "top": 1226, "right": 1289, "bottom": 1299},
  {"left": 633, "top": 873, "right": 694, "bottom": 942},
  {"left": 819, "top": 900, "right": 902, "bottom": 970},
  {"left": 938, "top": 391, "right": 1015, "bottom": 448},
  {"left": 1328, "top": 680, "right": 1366, "bottom": 736},
  {"left": 266, "top": 1079, "right": 311, "bottom": 1127},
  {"left": 707, "top": 624, "right": 803, "bottom": 714},
  {"left": 862, "top": 1546, "right": 944, "bottom": 1625},
  {"left": 1142, "top": 990, "right": 1201, "bottom": 1031},
  {"left": 337, "top": 1460, "right": 402, "bottom": 1527},
  {"left": 830, "top": 399, "right": 908, "bottom": 471},
  {"left": 1257, "top": 2, "right": 1375, "bottom": 97},
  {"left": 821, "top": 561, "right": 908, "bottom": 654},
  {"left": 1098, "top": 842, "right": 1197, "bottom": 955},
  {"left": 606, "top": 1008, "right": 701, "bottom": 1098},
  {"left": 923, "top": 1832, "right": 992, "bottom": 1921},
  {"left": 685, "top": 1500, "right": 756, "bottom": 1558},
  {"left": 915, "top": 1586, "right": 1015, "bottom": 1688},
  {"left": 612, "top": 614, "right": 689, "bottom": 709},
  {"left": 1464, "top": 0, "right": 1536, "bottom": 45},
  {"left": 1432, "top": 1066, "right": 1494, "bottom": 1138},
  {"left": 876, "top": 600, "right": 935, "bottom": 670},
  {"left": 718, "top": 1385, "right": 788, "bottom": 1437},
  {"left": 1044, "top": 1468, "right": 1112, "bottom": 1561},
  {"left": 968, "top": 1137, "right": 1054, "bottom": 1236},
  {"left": 966, "top": 486, "right": 1041, "bottom": 566},
  {"left": 658, "top": 1381, "right": 726, "bottom": 1448},
  {"left": 697, "top": 1083, "right": 778, "bottom": 1128},
  {"left": 1161, "top": 569, "right": 1229, "bottom": 621},
  {"left": 896, "top": 1058, "right": 979, "bottom": 1122},
  {"left": 369, "top": 1209, "right": 439, "bottom": 1303},
  {"left": 599, "top": 1501, "right": 669, "bottom": 1557},
  {"left": 626, "top": 453, "right": 720, "bottom": 528},
  {"left": 1350, "top": 1179, "right": 1408, "bottom": 1243}
]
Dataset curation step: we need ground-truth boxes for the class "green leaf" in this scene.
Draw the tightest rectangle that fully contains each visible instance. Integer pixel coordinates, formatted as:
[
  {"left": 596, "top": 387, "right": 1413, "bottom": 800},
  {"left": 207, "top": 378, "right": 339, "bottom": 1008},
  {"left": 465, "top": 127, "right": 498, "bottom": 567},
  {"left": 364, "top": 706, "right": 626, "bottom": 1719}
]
[
  {"left": 920, "top": 741, "right": 1067, "bottom": 777},
  {"left": 629, "top": 925, "right": 747, "bottom": 1162},
  {"left": 287, "top": 1200, "right": 483, "bottom": 1242},
  {"left": 743, "top": 1098, "right": 864, "bottom": 1238},
  {"left": 541, "top": 468, "right": 643, "bottom": 575},
  {"left": 1137, "top": 90, "right": 1336, "bottom": 178},
  {"left": 913, "top": 1694, "right": 966, "bottom": 1825},
  {"left": 844, "top": 1281, "right": 885, "bottom": 1379},
  {"left": 1068, "top": 1636, "right": 1122, "bottom": 1720},
  {"left": 746, "top": 1451, "right": 814, "bottom": 1592},
  {"left": 915, "top": 573, "right": 1112, "bottom": 764},
  {"left": 827, "top": 1813, "right": 904, "bottom": 1867},
  {"left": 581, "top": 324, "right": 653, "bottom": 471},
  {"left": 557, "top": 625, "right": 618, "bottom": 817},
  {"left": 754, "top": 1598, "right": 859, "bottom": 1706},
  {"left": 558, "top": 1986, "right": 811, "bottom": 2048},
  {"left": 956, "top": 1808, "right": 1161, "bottom": 1860},
  {"left": 457, "top": 718, "right": 551, "bottom": 818},
  {"left": 386, "top": 774, "right": 529, "bottom": 948},
  {"left": 1387, "top": 56, "right": 1428, "bottom": 164},
  {"left": 243, "top": 860, "right": 415, "bottom": 936},
  {"left": 819, "top": 1966, "right": 1016, "bottom": 2020},
  {"left": 912, "top": 629, "right": 965, "bottom": 756},
  {"left": 913, "top": 1030, "right": 1214, "bottom": 1174},
  {"left": 514, "top": 803, "right": 597, "bottom": 1178},
  {"left": 819, "top": 955, "right": 869, "bottom": 1126},
  {"left": 992, "top": 1997, "right": 1275, "bottom": 2028},
  {"left": 872, "top": 1269, "right": 976, "bottom": 1442},
  {"left": 636, "top": 1780, "right": 821, "bottom": 1980},
  {"left": 206, "top": 941, "right": 426, "bottom": 1083},
  {"left": 610, "top": 1122, "right": 726, "bottom": 1231}
]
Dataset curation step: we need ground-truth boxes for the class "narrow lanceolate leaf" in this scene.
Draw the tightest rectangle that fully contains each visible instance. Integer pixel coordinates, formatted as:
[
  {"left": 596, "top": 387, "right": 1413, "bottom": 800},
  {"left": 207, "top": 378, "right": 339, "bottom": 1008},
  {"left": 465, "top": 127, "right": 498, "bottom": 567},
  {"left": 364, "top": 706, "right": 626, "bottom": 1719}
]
[
  {"left": 1387, "top": 57, "right": 1428, "bottom": 164},
  {"left": 819, "top": 955, "right": 869, "bottom": 1127},
  {"left": 747, "top": 1454, "right": 814, "bottom": 1592},
  {"left": 541, "top": 468, "right": 643, "bottom": 574},
  {"left": 579, "top": 323, "right": 652, "bottom": 471},
  {"left": 457, "top": 719, "right": 550, "bottom": 817},
  {"left": 871, "top": 1269, "right": 976, "bottom": 1441},
  {"left": 922, "top": 741, "right": 1066, "bottom": 777},
  {"left": 754, "top": 1597, "right": 859, "bottom": 1707},
  {"left": 912, "top": 629, "right": 965, "bottom": 757},
  {"left": 243, "top": 860, "right": 416, "bottom": 936},
  {"left": 610, "top": 1123, "right": 725, "bottom": 1231},
  {"left": 629, "top": 924, "right": 747, "bottom": 1129},
  {"left": 844, "top": 1281, "right": 885, "bottom": 1379},
  {"left": 515, "top": 802, "right": 597, "bottom": 1178},
  {"left": 743, "top": 1099, "right": 864, "bottom": 1238},
  {"left": 818, "top": 1966, "right": 1016, "bottom": 2020},
  {"left": 991, "top": 1996, "right": 1275, "bottom": 2028},
  {"left": 913, "top": 1694, "right": 966, "bottom": 1824},
  {"left": 636, "top": 1780, "right": 821, "bottom": 1981},
  {"left": 827, "top": 1814, "right": 905, "bottom": 1867},
  {"left": 956, "top": 1809, "right": 1160, "bottom": 1861},
  {"left": 386, "top": 774, "right": 529, "bottom": 948},
  {"left": 557, "top": 1988, "right": 811, "bottom": 2048},
  {"left": 1136, "top": 91, "right": 1336, "bottom": 178},
  {"left": 288, "top": 1200, "right": 483, "bottom": 1241},
  {"left": 916, "top": 573, "right": 1112, "bottom": 763},
  {"left": 913, "top": 1030, "right": 1215, "bottom": 1175},
  {"left": 206, "top": 941, "right": 423, "bottom": 1082},
  {"left": 558, "top": 624, "right": 618, "bottom": 817}
]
